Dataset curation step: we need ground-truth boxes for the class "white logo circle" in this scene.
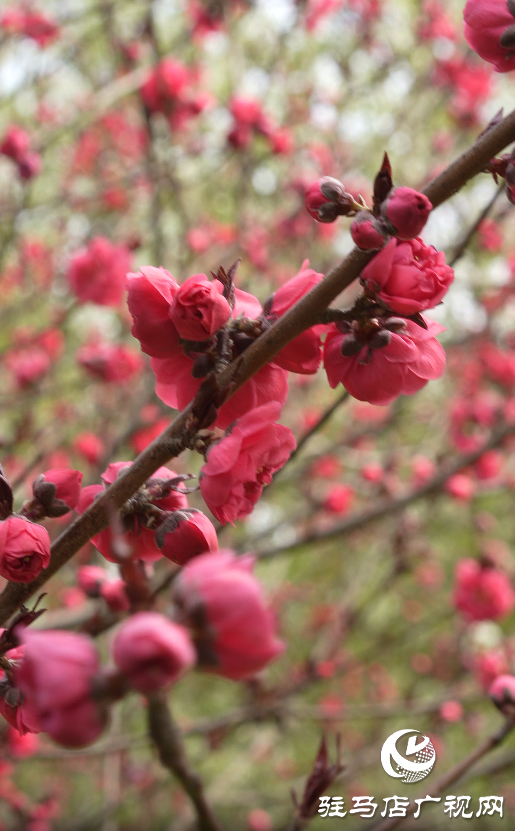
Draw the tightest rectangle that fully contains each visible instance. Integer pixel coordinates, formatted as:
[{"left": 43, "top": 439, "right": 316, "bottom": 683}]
[{"left": 381, "top": 729, "right": 436, "bottom": 784}]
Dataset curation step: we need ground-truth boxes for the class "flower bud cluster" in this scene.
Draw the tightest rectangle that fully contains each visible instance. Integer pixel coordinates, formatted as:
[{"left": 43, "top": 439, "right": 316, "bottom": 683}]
[{"left": 0, "top": 551, "right": 283, "bottom": 747}]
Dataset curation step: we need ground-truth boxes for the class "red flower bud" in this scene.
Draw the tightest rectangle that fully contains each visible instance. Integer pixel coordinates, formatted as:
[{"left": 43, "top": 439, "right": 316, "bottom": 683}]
[
  {"left": 36, "top": 468, "right": 83, "bottom": 511},
  {"left": 156, "top": 509, "right": 219, "bottom": 565},
  {"left": 13, "top": 629, "right": 107, "bottom": 748},
  {"left": 173, "top": 551, "right": 284, "bottom": 680},
  {"left": 113, "top": 612, "right": 195, "bottom": 693},
  {"left": 489, "top": 674, "right": 515, "bottom": 716},
  {"left": 350, "top": 211, "right": 388, "bottom": 249},
  {"left": 100, "top": 579, "right": 130, "bottom": 612},
  {"left": 0, "top": 516, "right": 50, "bottom": 583},
  {"left": 78, "top": 565, "right": 108, "bottom": 596},
  {"left": 381, "top": 187, "right": 432, "bottom": 240}
]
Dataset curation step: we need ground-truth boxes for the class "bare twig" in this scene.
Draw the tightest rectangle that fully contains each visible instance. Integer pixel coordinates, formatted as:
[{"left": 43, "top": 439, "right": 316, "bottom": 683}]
[{"left": 147, "top": 692, "right": 224, "bottom": 831}]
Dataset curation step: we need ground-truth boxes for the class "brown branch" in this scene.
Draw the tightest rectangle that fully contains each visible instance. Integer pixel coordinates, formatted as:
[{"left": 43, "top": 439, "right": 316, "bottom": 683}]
[
  {"left": 279, "top": 390, "right": 350, "bottom": 473},
  {"left": 0, "top": 108, "right": 515, "bottom": 626},
  {"left": 449, "top": 181, "right": 505, "bottom": 267},
  {"left": 147, "top": 692, "right": 224, "bottom": 831},
  {"left": 255, "top": 419, "right": 515, "bottom": 560},
  {"left": 369, "top": 717, "right": 515, "bottom": 831}
]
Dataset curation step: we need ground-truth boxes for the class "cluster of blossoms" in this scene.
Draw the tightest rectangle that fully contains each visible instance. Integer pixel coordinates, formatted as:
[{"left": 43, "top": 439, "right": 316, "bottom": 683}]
[
  {"left": 141, "top": 58, "right": 212, "bottom": 131},
  {"left": 0, "top": 125, "right": 42, "bottom": 181},
  {"left": 0, "top": 551, "right": 283, "bottom": 747},
  {"left": 5, "top": 326, "right": 63, "bottom": 390},
  {"left": 0, "top": 6, "right": 59, "bottom": 47},
  {"left": 227, "top": 96, "right": 293, "bottom": 155},
  {"left": 304, "top": 160, "right": 453, "bottom": 406},
  {"left": 77, "top": 460, "right": 218, "bottom": 565}
]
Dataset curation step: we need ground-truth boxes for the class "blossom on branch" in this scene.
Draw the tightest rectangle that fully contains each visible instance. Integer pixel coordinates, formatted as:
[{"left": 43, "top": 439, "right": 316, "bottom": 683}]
[
  {"left": 113, "top": 612, "right": 195, "bottom": 694},
  {"left": 199, "top": 402, "right": 296, "bottom": 524},
  {"left": 361, "top": 237, "right": 454, "bottom": 315},
  {"left": 324, "top": 318, "right": 446, "bottom": 406},
  {"left": 172, "top": 551, "right": 284, "bottom": 680},
  {"left": 13, "top": 629, "right": 108, "bottom": 748},
  {"left": 0, "top": 516, "right": 50, "bottom": 583}
]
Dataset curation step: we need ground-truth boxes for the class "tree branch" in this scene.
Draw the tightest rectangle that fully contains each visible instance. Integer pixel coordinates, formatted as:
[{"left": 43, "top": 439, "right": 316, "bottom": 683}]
[
  {"left": 146, "top": 692, "right": 224, "bottom": 831},
  {"left": 255, "top": 419, "right": 515, "bottom": 560},
  {"left": 1, "top": 108, "right": 515, "bottom": 625}
]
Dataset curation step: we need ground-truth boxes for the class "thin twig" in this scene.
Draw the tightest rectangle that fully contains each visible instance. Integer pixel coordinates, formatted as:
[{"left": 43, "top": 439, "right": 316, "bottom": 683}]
[
  {"left": 255, "top": 418, "right": 515, "bottom": 559},
  {"left": 147, "top": 692, "right": 224, "bottom": 831},
  {"left": 280, "top": 390, "right": 350, "bottom": 475},
  {"left": 449, "top": 182, "right": 505, "bottom": 267}
]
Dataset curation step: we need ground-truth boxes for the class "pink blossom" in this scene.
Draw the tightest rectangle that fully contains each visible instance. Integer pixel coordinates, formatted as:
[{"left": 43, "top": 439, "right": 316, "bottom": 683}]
[
  {"left": 473, "top": 649, "right": 508, "bottom": 689},
  {"left": 489, "top": 674, "right": 515, "bottom": 715},
  {"left": 453, "top": 558, "right": 515, "bottom": 622},
  {"left": 439, "top": 700, "right": 463, "bottom": 722},
  {"left": 247, "top": 809, "right": 273, "bottom": 831},
  {"left": 230, "top": 97, "right": 264, "bottom": 126},
  {"left": 445, "top": 473, "right": 476, "bottom": 501},
  {"left": 0, "top": 8, "right": 60, "bottom": 46},
  {"left": 126, "top": 266, "right": 180, "bottom": 358},
  {"left": 7, "top": 727, "right": 39, "bottom": 758},
  {"left": 149, "top": 287, "right": 288, "bottom": 430},
  {"left": 67, "top": 237, "right": 131, "bottom": 307},
  {"left": 199, "top": 402, "right": 296, "bottom": 524},
  {"left": 73, "top": 432, "right": 104, "bottom": 465},
  {"left": 305, "top": 179, "right": 341, "bottom": 223},
  {"left": 100, "top": 580, "right": 130, "bottom": 612},
  {"left": 324, "top": 484, "right": 354, "bottom": 514},
  {"left": 77, "top": 340, "right": 143, "bottom": 383},
  {"left": 381, "top": 187, "right": 432, "bottom": 240},
  {"left": 18, "top": 152, "right": 42, "bottom": 180},
  {"left": 78, "top": 565, "right": 108, "bottom": 595},
  {"left": 141, "top": 59, "right": 191, "bottom": 114},
  {"left": 0, "top": 126, "right": 30, "bottom": 161},
  {"left": 0, "top": 635, "right": 40, "bottom": 735},
  {"left": 157, "top": 509, "right": 219, "bottom": 565},
  {"left": 361, "top": 237, "right": 454, "bottom": 315},
  {"left": 14, "top": 629, "right": 107, "bottom": 748},
  {"left": 350, "top": 211, "right": 388, "bottom": 249},
  {"left": 324, "top": 318, "right": 446, "bottom": 406},
  {"left": 77, "top": 464, "right": 188, "bottom": 563},
  {"left": 266, "top": 261, "right": 326, "bottom": 373},
  {"left": 463, "top": 0, "right": 515, "bottom": 72},
  {"left": 0, "top": 516, "right": 50, "bottom": 583},
  {"left": 36, "top": 468, "right": 83, "bottom": 510},
  {"left": 173, "top": 551, "right": 284, "bottom": 680},
  {"left": 169, "top": 274, "right": 231, "bottom": 341},
  {"left": 128, "top": 265, "right": 289, "bottom": 429},
  {"left": 5, "top": 347, "right": 50, "bottom": 388},
  {"left": 113, "top": 612, "right": 195, "bottom": 693}
]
